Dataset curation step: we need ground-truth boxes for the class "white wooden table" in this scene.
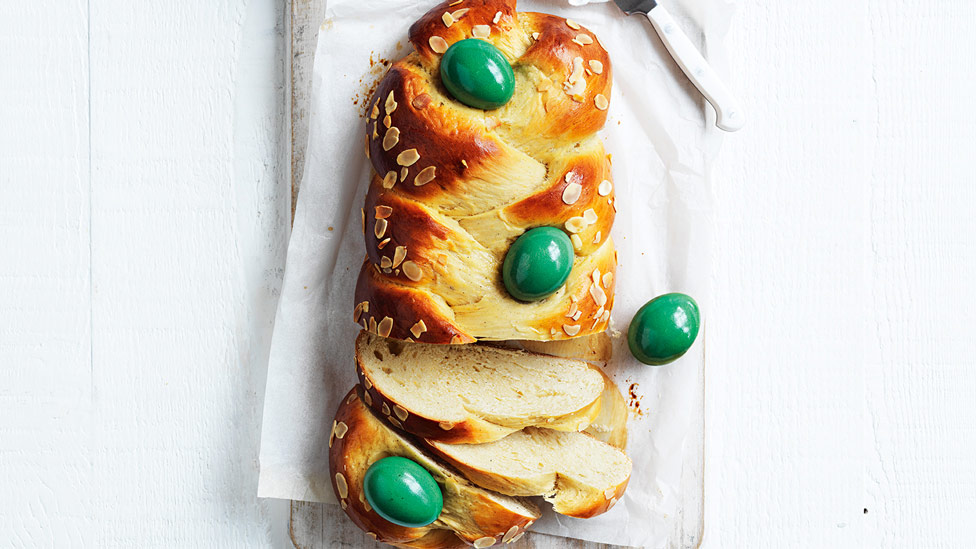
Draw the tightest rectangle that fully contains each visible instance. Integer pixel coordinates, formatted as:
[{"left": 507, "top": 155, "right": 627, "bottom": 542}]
[{"left": 2, "top": 0, "right": 974, "bottom": 547}]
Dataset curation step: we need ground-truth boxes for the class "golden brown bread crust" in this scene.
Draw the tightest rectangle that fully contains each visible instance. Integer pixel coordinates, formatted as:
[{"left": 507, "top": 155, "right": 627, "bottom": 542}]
[
  {"left": 357, "top": 0, "right": 617, "bottom": 344},
  {"left": 329, "top": 388, "right": 539, "bottom": 548}
]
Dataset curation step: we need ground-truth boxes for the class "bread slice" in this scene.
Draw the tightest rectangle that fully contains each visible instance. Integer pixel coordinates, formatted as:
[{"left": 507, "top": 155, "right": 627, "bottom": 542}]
[
  {"left": 356, "top": 331, "right": 606, "bottom": 444},
  {"left": 583, "top": 370, "right": 629, "bottom": 450},
  {"left": 426, "top": 428, "right": 632, "bottom": 519},
  {"left": 518, "top": 332, "right": 613, "bottom": 364},
  {"left": 329, "top": 387, "right": 539, "bottom": 548}
]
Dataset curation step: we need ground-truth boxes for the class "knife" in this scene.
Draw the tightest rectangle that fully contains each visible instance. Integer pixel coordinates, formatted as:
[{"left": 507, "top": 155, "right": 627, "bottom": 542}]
[{"left": 613, "top": 0, "right": 745, "bottom": 132}]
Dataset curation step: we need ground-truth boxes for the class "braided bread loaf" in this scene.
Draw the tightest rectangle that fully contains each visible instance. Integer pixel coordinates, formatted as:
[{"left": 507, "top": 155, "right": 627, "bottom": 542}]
[{"left": 355, "top": 0, "right": 617, "bottom": 344}]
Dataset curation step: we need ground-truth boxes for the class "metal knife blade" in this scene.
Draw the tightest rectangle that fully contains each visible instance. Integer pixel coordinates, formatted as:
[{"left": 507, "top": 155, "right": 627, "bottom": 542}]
[{"left": 612, "top": 0, "right": 658, "bottom": 15}]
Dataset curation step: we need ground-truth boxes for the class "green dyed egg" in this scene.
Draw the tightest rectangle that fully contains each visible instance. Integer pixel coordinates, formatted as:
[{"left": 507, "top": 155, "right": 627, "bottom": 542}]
[
  {"left": 440, "top": 39, "right": 515, "bottom": 110},
  {"left": 363, "top": 456, "right": 443, "bottom": 528},
  {"left": 502, "top": 227, "right": 574, "bottom": 302},
  {"left": 628, "top": 293, "right": 701, "bottom": 365}
]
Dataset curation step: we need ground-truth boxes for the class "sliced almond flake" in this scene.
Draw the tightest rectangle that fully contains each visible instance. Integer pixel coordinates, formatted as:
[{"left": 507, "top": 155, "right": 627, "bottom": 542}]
[
  {"left": 389, "top": 417, "right": 403, "bottom": 429},
  {"left": 393, "top": 405, "right": 408, "bottom": 421},
  {"left": 441, "top": 11, "right": 454, "bottom": 27},
  {"left": 565, "top": 302, "right": 578, "bottom": 318},
  {"left": 380, "top": 256, "right": 392, "bottom": 269},
  {"left": 439, "top": 421, "right": 454, "bottom": 430},
  {"left": 400, "top": 167, "right": 409, "bottom": 182},
  {"left": 572, "top": 310, "right": 582, "bottom": 322},
  {"left": 550, "top": 327, "right": 558, "bottom": 336},
  {"left": 383, "top": 171, "right": 397, "bottom": 189},
  {"left": 382, "top": 127, "right": 400, "bottom": 151},
  {"left": 594, "top": 93, "right": 609, "bottom": 111},
  {"left": 571, "top": 294, "right": 579, "bottom": 303},
  {"left": 370, "top": 102, "right": 379, "bottom": 119},
  {"left": 531, "top": 32, "right": 540, "bottom": 40},
  {"left": 429, "top": 36, "right": 449, "bottom": 54},
  {"left": 379, "top": 236, "right": 392, "bottom": 248},
  {"left": 353, "top": 303, "right": 364, "bottom": 323},
  {"left": 363, "top": 376, "right": 372, "bottom": 390},
  {"left": 584, "top": 68, "right": 593, "bottom": 77},
  {"left": 493, "top": 11, "right": 502, "bottom": 24},
  {"left": 410, "top": 319, "right": 427, "bottom": 338},
  {"left": 473, "top": 537, "right": 495, "bottom": 549},
  {"left": 372, "top": 264, "right": 381, "bottom": 275},
  {"left": 604, "top": 488, "right": 615, "bottom": 500},
  {"left": 340, "top": 499, "right": 347, "bottom": 511},
  {"left": 363, "top": 501, "right": 372, "bottom": 513},
  {"left": 363, "top": 390, "right": 372, "bottom": 405},
  {"left": 575, "top": 33, "right": 594, "bottom": 45},
  {"left": 571, "top": 233, "right": 583, "bottom": 250},
  {"left": 583, "top": 208, "right": 598, "bottom": 224},
  {"left": 374, "top": 218, "right": 388, "bottom": 239},
  {"left": 385, "top": 91, "right": 397, "bottom": 114},
  {"left": 449, "top": 0, "right": 462, "bottom": 5},
  {"left": 366, "top": 532, "right": 377, "bottom": 540},
  {"left": 572, "top": 93, "right": 585, "bottom": 103},
  {"left": 335, "top": 473, "right": 348, "bottom": 499},
  {"left": 562, "top": 182, "right": 583, "bottom": 205},
  {"left": 394, "top": 269, "right": 400, "bottom": 276},
  {"left": 372, "top": 121, "right": 378, "bottom": 139},
  {"left": 334, "top": 421, "right": 348, "bottom": 439},
  {"left": 588, "top": 59, "right": 604, "bottom": 74},
  {"left": 590, "top": 281, "right": 608, "bottom": 307},
  {"left": 566, "top": 19, "right": 581, "bottom": 30},
  {"left": 412, "top": 93, "right": 433, "bottom": 109},
  {"left": 601, "top": 309, "right": 611, "bottom": 322},
  {"left": 402, "top": 261, "right": 422, "bottom": 281},
  {"left": 593, "top": 231, "right": 602, "bottom": 244},
  {"left": 329, "top": 420, "right": 336, "bottom": 448},
  {"left": 590, "top": 317, "right": 601, "bottom": 331},
  {"left": 502, "top": 525, "right": 520, "bottom": 544},
  {"left": 565, "top": 216, "right": 586, "bottom": 233},
  {"left": 383, "top": 114, "right": 392, "bottom": 128},
  {"left": 375, "top": 205, "right": 393, "bottom": 219},
  {"left": 451, "top": 8, "right": 470, "bottom": 20},
  {"left": 364, "top": 134, "right": 370, "bottom": 159},
  {"left": 511, "top": 531, "right": 525, "bottom": 543},
  {"left": 378, "top": 316, "right": 393, "bottom": 337},
  {"left": 592, "top": 268, "right": 601, "bottom": 284},
  {"left": 368, "top": 316, "right": 377, "bottom": 333},
  {"left": 381, "top": 402, "right": 391, "bottom": 416},
  {"left": 397, "top": 148, "right": 420, "bottom": 167},
  {"left": 472, "top": 25, "right": 490, "bottom": 39},
  {"left": 602, "top": 272, "right": 613, "bottom": 288},
  {"left": 594, "top": 305, "right": 605, "bottom": 320},
  {"left": 414, "top": 166, "right": 436, "bottom": 186},
  {"left": 563, "top": 324, "right": 581, "bottom": 337},
  {"left": 393, "top": 246, "right": 407, "bottom": 268},
  {"left": 460, "top": 159, "right": 469, "bottom": 169},
  {"left": 608, "top": 496, "right": 618, "bottom": 509},
  {"left": 598, "top": 179, "right": 613, "bottom": 196}
]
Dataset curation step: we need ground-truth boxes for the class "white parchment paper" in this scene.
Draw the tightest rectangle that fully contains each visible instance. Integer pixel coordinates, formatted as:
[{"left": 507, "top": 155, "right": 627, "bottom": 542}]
[{"left": 259, "top": 1, "right": 734, "bottom": 546}]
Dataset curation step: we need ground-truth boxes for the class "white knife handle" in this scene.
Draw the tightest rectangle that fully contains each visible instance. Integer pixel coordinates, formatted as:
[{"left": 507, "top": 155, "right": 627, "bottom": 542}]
[{"left": 645, "top": 6, "right": 745, "bottom": 132}]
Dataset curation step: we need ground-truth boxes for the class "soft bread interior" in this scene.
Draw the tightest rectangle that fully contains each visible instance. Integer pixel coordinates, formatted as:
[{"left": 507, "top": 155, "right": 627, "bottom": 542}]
[
  {"left": 358, "top": 332, "right": 605, "bottom": 429},
  {"left": 429, "top": 427, "right": 631, "bottom": 516}
]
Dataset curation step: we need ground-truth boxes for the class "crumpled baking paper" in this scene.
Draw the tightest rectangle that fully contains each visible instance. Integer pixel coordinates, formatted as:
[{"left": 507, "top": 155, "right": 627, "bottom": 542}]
[{"left": 259, "top": 0, "right": 733, "bottom": 546}]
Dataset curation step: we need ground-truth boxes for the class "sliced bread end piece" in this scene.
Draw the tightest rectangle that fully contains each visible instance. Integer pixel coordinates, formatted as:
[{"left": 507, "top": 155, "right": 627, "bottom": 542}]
[{"left": 427, "top": 427, "right": 632, "bottom": 519}]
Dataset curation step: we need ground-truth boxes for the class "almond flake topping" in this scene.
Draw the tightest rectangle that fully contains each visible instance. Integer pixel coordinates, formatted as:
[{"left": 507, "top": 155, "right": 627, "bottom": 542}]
[
  {"left": 340, "top": 499, "right": 347, "bottom": 510},
  {"left": 414, "top": 166, "right": 436, "bottom": 186},
  {"left": 563, "top": 57, "right": 586, "bottom": 97},
  {"left": 383, "top": 114, "right": 392, "bottom": 128},
  {"left": 400, "top": 167, "right": 409, "bottom": 182},
  {"left": 442, "top": 11, "right": 454, "bottom": 27},
  {"left": 593, "top": 231, "right": 602, "bottom": 244},
  {"left": 383, "top": 171, "right": 397, "bottom": 189},
  {"left": 602, "top": 272, "right": 613, "bottom": 288},
  {"left": 382, "top": 127, "right": 400, "bottom": 151},
  {"left": 565, "top": 302, "right": 578, "bottom": 318},
  {"left": 385, "top": 91, "right": 397, "bottom": 114},
  {"left": 380, "top": 256, "right": 392, "bottom": 269},
  {"left": 588, "top": 59, "right": 604, "bottom": 74},
  {"left": 511, "top": 531, "right": 525, "bottom": 543},
  {"left": 493, "top": 11, "right": 502, "bottom": 24},
  {"left": 363, "top": 390, "right": 372, "bottom": 406},
  {"left": 378, "top": 316, "right": 393, "bottom": 337},
  {"left": 595, "top": 94, "right": 609, "bottom": 111},
  {"left": 374, "top": 218, "right": 388, "bottom": 239},
  {"left": 397, "top": 149, "right": 420, "bottom": 167},
  {"left": 329, "top": 420, "right": 336, "bottom": 448},
  {"left": 410, "top": 319, "right": 427, "bottom": 338},
  {"left": 363, "top": 376, "right": 372, "bottom": 390},
  {"left": 583, "top": 208, "right": 598, "bottom": 224},
  {"left": 451, "top": 8, "right": 470, "bottom": 20},
  {"left": 503, "top": 525, "right": 520, "bottom": 544},
  {"left": 334, "top": 421, "right": 348, "bottom": 439},
  {"left": 575, "top": 33, "right": 594, "bottom": 45},
  {"left": 402, "top": 261, "right": 422, "bottom": 281},
  {"left": 412, "top": 93, "right": 433, "bottom": 109},
  {"left": 565, "top": 216, "right": 587, "bottom": 233},
  {"left": 598, "top": 179, "right": 613, "bottom": 196},
  {"left": 474, "top": 537, "right": 495, "bottom": 549},
  {"left": 604, "top": 488, "right": 615, "bottom": 500},
  {"left": 381, "top": 402, "right": 391, "bottom": 416},
  {"left": 566, "top": 19, "right": 581, "bottom": 30},
  {"left": 370, "top": 102, "right": 379, "bottom": 119},
  {"left": 590, "top": 281, "right": 608, "bottom": 307},
  {"left": 429, "top": 36, "right": 449, "bottom": 54},
  {"left": 335, "top": 473, "right": 348, "bottom": 499},
  {"left": 592, "top": 268, "right": 601, "bottom": 284},
  {"left": 389, "top": 417, "right": 403, "bottom": 429},
  {"left": 393, "top": 405, "right": 408, "bottom": 421},
  {"left": 572, "top": 310, "right": 582, "bottom": 322},
  {"left": 563, "top": 324, "right": 581, "bottom": 337},
  {"left": 375, "top": 205, "right": 392, "bottom": 219},
  {"left": 472, "top": 25, "right": 491, "bottom": 39},
  {"left": 393, "top": 246, "right": 407, "bottom": 268},
  {"left": 562, "top": 182, "right": 583, "bottom": 205},
  {"left": 571, "top": 233, "right": 583, "bottom": 250},
  {"left": 439, "top": 421, "right": 454, "bottom": 430}
]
